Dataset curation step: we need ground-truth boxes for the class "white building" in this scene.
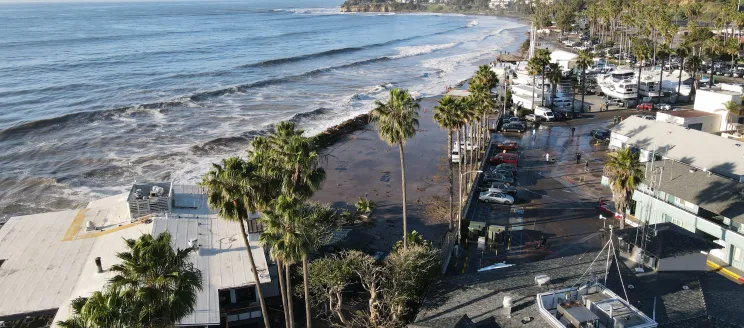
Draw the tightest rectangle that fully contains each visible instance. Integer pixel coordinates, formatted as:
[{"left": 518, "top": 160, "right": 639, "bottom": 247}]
[
  {"left": 655, "top": 110, "right": 721, "bottom": 132},
  {"left": 0, "top": 184, "right": 278, "bottom": 327},
  {"left": 549, "top": 50, "right": 578, "bottom": 75},
  {"left": 694, "top": 83, "right": 744, "bottom": 131},
  {"left": 489, "top": 0, "right": 511, "bottom": 9},
  {"left": 608, "top": 117, "right": 744, "bottom": 272}
]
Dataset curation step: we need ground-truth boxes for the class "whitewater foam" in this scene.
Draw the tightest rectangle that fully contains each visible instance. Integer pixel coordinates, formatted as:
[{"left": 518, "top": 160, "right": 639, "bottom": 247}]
[{"left": 392, "top": 42, "right": 459, "bottom": 59}]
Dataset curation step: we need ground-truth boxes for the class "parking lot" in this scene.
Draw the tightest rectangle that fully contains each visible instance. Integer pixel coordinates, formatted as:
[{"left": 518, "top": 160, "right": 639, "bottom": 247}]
[{"left": 449, "top": 110, "right": 640, "bottom": 274}]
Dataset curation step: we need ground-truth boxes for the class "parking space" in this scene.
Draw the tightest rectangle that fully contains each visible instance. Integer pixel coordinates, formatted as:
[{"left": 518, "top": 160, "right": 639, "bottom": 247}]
[{"left": 450, "top": 111, "right": 636, "bottom": 274}]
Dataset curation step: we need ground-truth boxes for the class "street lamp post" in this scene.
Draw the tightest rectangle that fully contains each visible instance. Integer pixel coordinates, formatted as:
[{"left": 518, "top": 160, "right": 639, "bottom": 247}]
[{"left": 458, "top": 170, "right": 483, "bottom": 245}]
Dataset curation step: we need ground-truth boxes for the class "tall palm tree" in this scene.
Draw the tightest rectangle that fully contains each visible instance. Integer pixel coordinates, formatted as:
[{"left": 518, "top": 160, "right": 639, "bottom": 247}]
[
  {"left": 576, "top": 50, "right": 592, "bottom": 114},
  {"left": 655, "top": 43, "right": 671, "bottom": 99},
  {"left": 59, "top": 232, "right": 203, "bottom": 328},
  {"left": 201, "top": 158, "right": 272, "bottom": 328},
  {"left": 468, "top": 81, "right": 495, "bottom": 164},
  {"left": 371, "top": 88, "right": 420, "bottom": 248},
  {"left": 454, "top": 97, "right": 470, "bottom": 232},
  {"left": 536, "top": 48, "right": 552, "bottom": 106},
  {"left": 259, "top": 196, "right": 337, "bottom": 328},
  {"left": 526, "top": 57, "right": 542, "bottom": 110},
  {"left": 675, "top": 43, "right": 690, "bottom": 102},
  {"left": 633, "top": 38, "right": 652, "bottom": 102},
  {"left": 604, "top": 147, "right": 644, "bottom": 229},
  {"left": 434, "top": 96, "right": 461, "bottom": 231},
  {"left": 262, "top": 121, "right": 326, "bottom": 199},
  {"left": 703, "top": 36, "right": 725, "bottom": 88},
  {"left": 724, "top": 100, "right": 743, "bottom": 130},
  {"left": 547, "top": 62, "right": 562, "bottom": 105},
  {"left": 687, "top": 55, "right": 703, "bottom": 98}
]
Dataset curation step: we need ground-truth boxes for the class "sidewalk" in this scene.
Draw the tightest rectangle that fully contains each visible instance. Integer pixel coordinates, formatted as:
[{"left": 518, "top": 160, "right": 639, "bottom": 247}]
[{"left": 707, "top": 255, "right": 744, "bottom": 284}]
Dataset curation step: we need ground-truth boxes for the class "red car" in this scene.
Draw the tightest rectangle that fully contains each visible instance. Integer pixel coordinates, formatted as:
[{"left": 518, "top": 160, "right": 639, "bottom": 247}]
[
  {"left": 597, "top": 198, "right": 623, "bottom": 219},
  {"left": 636, "top": 102, "right": 653, "bottom": 111},
  {"left": 488, "top": 153, "right": 518, "bottom": 166},
  {"left": 496, "top": 141, "right": 519, "bottom": 151}
]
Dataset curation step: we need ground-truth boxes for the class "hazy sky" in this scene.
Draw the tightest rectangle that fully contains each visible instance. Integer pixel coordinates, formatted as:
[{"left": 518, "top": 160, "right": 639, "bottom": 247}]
[{"left": 0, "top": 0, "right": 341, "bottom": 5}]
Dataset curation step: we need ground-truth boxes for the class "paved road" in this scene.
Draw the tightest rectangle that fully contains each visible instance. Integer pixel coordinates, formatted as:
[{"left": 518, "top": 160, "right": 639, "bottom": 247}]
[{"left": 450, "top": 110, "right": 640, "bottom": 274}]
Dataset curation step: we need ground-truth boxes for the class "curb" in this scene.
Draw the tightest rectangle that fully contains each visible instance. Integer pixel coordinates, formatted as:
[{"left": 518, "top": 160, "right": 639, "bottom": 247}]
[{"left": 707, "top": 260, "right": 744, "bottom": 283}]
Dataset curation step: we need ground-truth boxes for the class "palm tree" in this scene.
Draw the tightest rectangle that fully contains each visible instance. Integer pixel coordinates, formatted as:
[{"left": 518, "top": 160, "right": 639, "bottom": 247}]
[
  {"left": 604, "top": 147, "right": 644, "bottom": 229},
  {"left": 526, "top": 57, "right": 542, "bottom": 110},
  {"left": 547, "top": 62, "right": 562, "bottom": 105},
  {"left": 687, "top": 55, "right": 702, "bottom": 98},
  {"left": 633, "top": 38, "right": 652, "bottom": 102},
  {"left": 576, "top": 50, "right": 592, "bottom": 114},
  {"left": 468, "top": 81, "right": 495, "bottom": 164},
  {"left": 434, "top": 96, "right": 461, "bottom": 230},
  {"left": 703, "top": 36, "right": 725, "bottom": 88},
  {"left": 59, "top": 232, "right": 203, "bottom": 328},
  {"left": 371, "top": 88, "right": 420, "bottom": 248},
  {"left": 675, "top": 43, "right": 690, "bottom": 102},
  {"left": 536, "top": 48, "right": 552, "bottom": 106},
  {"left": 259, "top": 196, "right": 337, "bottom": 328},
  {"left": 655, "top": 44, "right": 671, "bottom": 99},
  {"left": 201, "top": 158, "right": 272, "bottom": 328},
  {"left": 262, "top": 121, "right": 326, "bottom": 199},
  {"left": 724, "top": 100, "right": 743, "bottom": 130}
]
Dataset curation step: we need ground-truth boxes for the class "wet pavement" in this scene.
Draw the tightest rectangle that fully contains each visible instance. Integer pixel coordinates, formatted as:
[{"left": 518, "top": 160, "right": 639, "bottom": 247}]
[{"left": 449, "top": 109, "right": 641, "bottom": 275}]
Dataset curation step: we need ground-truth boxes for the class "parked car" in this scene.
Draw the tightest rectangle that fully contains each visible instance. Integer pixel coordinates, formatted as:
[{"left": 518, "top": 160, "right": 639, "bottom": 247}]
[
  {"left": 483, "top": 171, "right": 514, "bottom": 184},
  {"left": 507, "top": 117, "right": 521, "bottom": 123},
  {"left": 598, "top": 197, "right": 622, "bottom": 219},
  {"left": 654, "top": 103, "right": 671, "bottom": 111},
  {"left": 643, "top": 115, "right": 655, "bottom": 120},
  {"left": 496, "top": 141, "right": 519, "bottom": 151},
  {"left": 451, "top": 150, "right": 460, "bottom": 163},
  {"left": 494, "top": 163, "right": 517, "bottom": 174},
  {"left": 491, "top": 168, "right": 514, "bottom": 179},
  {"left": 479, "top": 191, "right": 514, "bottom": 204},
  {"left": 590, "top": 128, "right": 611, "bottom": 141},
  {"left": 636, "top": 102, "right": 653, "bottom": 110},
  {"left": 488, "top": 153, "right": 519, "bottom": 166},
  {"left": 553, "top": 111, "right": 566, "bottom": 121},
  {"left": 502, "top": 122, "right": 526, "bottom": 132},
  {"left": 525, "top": 114, "right": 541, "bottom": 122},
  {"left": 487, "top": 182, "right": 517, "bottom": 195}
]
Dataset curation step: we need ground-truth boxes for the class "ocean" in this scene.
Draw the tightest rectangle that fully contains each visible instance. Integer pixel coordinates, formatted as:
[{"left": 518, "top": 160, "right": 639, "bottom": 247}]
[{"left": 0, "top": 0, "right": 526, "bottom": 217}]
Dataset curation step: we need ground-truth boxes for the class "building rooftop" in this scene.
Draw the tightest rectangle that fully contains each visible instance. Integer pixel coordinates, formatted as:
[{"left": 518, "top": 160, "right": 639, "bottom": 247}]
[
  {"left": 647, "top": 160, "right": 744, "bottom": 224},
  {"left": 413, "top": 252, "right": 611, "bottom": 328},
  {"left": 0, "top": 184, "right": 270, "bottom": 326},
  {"left": 661, "top": 110, "right": 718, "bottom": 118},
  {"left": 413, "top": 250, "right": 744, "bottom": 328},
  {"left": 614, "top": 223, "right": 722, "bottom": 258},
  {"left": 611, "top": 116, "right": 744, "bottom": 179}
]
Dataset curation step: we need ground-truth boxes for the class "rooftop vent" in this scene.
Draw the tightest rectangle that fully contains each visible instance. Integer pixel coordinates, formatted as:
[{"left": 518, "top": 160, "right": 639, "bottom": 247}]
[{"left": 535, "top": 274, "right": 551, "bottom": 286}]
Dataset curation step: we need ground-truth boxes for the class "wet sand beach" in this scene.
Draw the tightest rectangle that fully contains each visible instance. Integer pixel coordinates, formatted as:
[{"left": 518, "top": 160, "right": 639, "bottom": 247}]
[{"left": 312, "top": 96, "right": 453, "bottom": 251}]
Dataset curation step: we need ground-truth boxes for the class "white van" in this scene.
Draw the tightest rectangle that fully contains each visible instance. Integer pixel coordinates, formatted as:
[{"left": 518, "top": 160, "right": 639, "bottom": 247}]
[
  {"left": 552, "top": 98, "right": 572, "bottom": 108},
  {"left": 534, "top": 106, "right": 555, "bottom": 122},
  {"left": 451, "top": 149, "right": 460, "bottom": 163}
]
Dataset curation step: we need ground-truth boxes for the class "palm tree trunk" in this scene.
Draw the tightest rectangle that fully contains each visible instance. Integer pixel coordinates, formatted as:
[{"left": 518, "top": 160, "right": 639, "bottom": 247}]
[
  {"left": 677, "top": 57, "right": 684, "bottom": 103},
  {"left": 286, "top": 263, "right": 295, "bottom": 328},
  {"left": 399, "top": 142, "right": 408, "bottom": 249},
  {"left": 637, "top": 63, "right": 643, "bottom": 101},
  {"left": 541, "top": 69, "right": 547, "bottom": 106},
  {"left": 456, "top": 129, "right": 462, "bottom": 241},
  {"left": 302, "top": 254, "right": 312, "bottom": 328},
  {"left": 238, "top": 222, "right": 271, "bottom": 328},
  {"left": 447, "top": 130, "right": 454, "bottom": 230},
  {"left": 581, "top": 68, "right": 586, "bottom": 112},
  {"left": 531, "top": 75, "right": 536, "bottom": 110},
  {"left": 277, "top": 258, "right": 290, "bottom": 327},
  {"left": 658, "top": 57, "right": 665, "bottom": 101}
]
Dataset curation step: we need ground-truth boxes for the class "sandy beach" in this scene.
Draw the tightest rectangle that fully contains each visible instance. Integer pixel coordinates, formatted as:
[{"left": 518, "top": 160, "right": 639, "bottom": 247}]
[{"left": 312, "top": 96, "right": 454, "bottom": 252}]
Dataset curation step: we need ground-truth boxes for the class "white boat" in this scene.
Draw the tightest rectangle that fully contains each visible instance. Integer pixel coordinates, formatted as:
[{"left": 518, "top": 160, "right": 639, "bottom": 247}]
[{"left": 597, "top": 67, "right": 692, "bottom": 102}]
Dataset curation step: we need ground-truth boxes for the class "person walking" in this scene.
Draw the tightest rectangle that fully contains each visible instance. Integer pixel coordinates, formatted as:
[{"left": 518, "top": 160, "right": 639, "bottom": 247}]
[
  {"left": 571, "top": 127, "right": 576, "bottom": 137},
  {"left": 545, "top": 153, "right": 550, "bottom": 162},
  {"left": 585, "top": 160, "right": 589, "bottom": 172},
  {"left": 575, "top": 152, "right": 581, "bottom": 164}
]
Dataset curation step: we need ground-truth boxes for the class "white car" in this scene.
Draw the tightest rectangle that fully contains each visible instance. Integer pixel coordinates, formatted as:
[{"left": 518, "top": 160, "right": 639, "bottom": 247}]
[
  {"left": 453, "top": 141, "right": 477, "bottom": 151},
  {"left": 655, "top": 103, "right": 671, "bottom": 111},
  {"left": 451, "top": 150, "right": 460, "bottom": 163},
  {"left": 479, "top": 191, "right": 514, "bottom": 205}
]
